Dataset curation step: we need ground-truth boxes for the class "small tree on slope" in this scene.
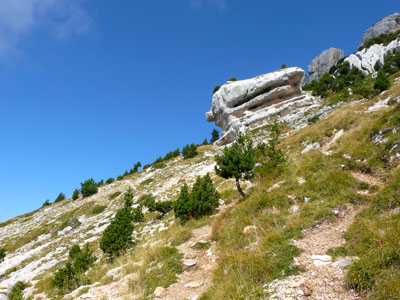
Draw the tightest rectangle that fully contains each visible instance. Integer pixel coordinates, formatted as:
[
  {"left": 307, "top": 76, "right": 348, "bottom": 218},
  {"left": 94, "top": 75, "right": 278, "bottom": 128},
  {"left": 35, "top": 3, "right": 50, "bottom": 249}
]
[
  {"left": 100, "top": 189, "right": 134, "bottom": 258},
  {"left": 374, "top": 69, "right": 390, "bottom": 92},
  {"left": 214, "top": 134, "right": 255, "bottom": 198}
]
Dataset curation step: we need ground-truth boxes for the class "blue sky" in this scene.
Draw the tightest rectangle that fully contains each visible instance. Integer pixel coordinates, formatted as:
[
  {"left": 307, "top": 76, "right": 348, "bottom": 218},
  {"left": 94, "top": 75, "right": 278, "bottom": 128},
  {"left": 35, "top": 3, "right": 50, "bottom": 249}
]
[{"left": 0, "top": 0, "right": 398, "bottom": 221}]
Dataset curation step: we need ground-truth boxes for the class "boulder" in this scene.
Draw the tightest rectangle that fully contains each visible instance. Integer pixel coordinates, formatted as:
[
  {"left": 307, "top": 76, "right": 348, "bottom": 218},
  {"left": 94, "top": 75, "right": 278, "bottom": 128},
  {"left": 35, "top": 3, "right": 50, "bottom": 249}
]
[
  {"left": 345, "top": 37, "right": 400, "bottom": 74},
  {"left": 154, "top": 286, "right": 166, "bottom": 298},
  {"left": 206, "top": 67, "right": 318, "bottom": 145},
  {"left": 307, "top": 48, "right": 344, "bottom": 82},
  {"left": 360, "top": 13, "right": 400, "bottom": 47}
]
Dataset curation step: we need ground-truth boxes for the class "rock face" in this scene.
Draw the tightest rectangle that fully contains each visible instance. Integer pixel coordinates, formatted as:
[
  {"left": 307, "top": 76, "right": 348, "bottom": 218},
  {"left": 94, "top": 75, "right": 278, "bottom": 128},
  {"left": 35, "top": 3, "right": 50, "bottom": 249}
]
[
  {"left": 307, "top": 48, "right": 344, "bottom": 82},
  {"left": 345, "top": 36, "right": 400, "bottom": 74},
  {"left": 206, "top": 67, "right": 318, "bottom": 145},
  {"left": 360, "top": 13, "right": 400, "bottom": 47}
]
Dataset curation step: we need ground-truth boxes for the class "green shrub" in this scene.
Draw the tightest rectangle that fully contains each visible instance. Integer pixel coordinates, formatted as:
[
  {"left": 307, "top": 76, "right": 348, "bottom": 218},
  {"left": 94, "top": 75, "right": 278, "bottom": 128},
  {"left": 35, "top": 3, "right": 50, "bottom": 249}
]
[
  {"left": 210, "top": 129, "right": 220, "bottom": 143},
  {"left": 213, "top": 85, "right": 221, "bottom": 94},
  {"left": 228, "top": 77, "right": 237, "bottom": 81},
  {"left": 215, "top": 134, "right": 255, "bottom": 198},
  {"left": 42, "top": 199, "right": 51, "bottom": 207},
  {"left": 142, "top": 194, "right": 173, "bottom": 216},
  {"left": 359, "top": 29, "right": 400, "bottom": 51},
  {"left": 72, "top": 189, "right": 80, "bottom": 200},
  {"left": 353, "top": 85, "right": 377, "bottom": 99},
  {"left": 255, "top": 118, "right": 287, "bottom": 176},
  {"left": 117, "top": 175, "right": 124, "bottom": 181},
  {"left": 202, "top": 138, "right": 209, "bottom": 145},
  {"left": 374, "top": 69, "right": 391, "bottom": 92},
  {"left": 307, "top": 115, "right": 320, "bottom": 124},
  {"left": 97, "top": 179, "right": 104, "bottom": 186},
  {"left": 100, "top": 189, "right": 135, "bottom": 258},
  {"left": 130, "top": 161, "right": 141, "bottom": 174},
  {"left": 80, "top": 179, "right": 98, "bottom": 197},
  {"left": 132, "top": 206, "right": 144, "bottom": 223},
  {"left": 0, "top": 248, "right": 5, "bottom": 263},
  {"left": 182, "top": 144, "right": 198, "bottom": 159},
  {"left": 8, "top": 281, "right": 27, "bottom": 300},
  {"left": 92, "top": 205, "right": 107, "bottom": 214},
  {"left": 281, "top": 64, "right": 287, "bottom": 69},
  {"left": 106, "top": 177, "right": 114, "bottom": 184},
  {"left": 153, "top": 162, "right": 166, "bottom": 169},
  {"left": 382, "top": 50, "right": 400, "bottom": 74},
  {"left": 174, "top": 174, "right": 220, "bottom": 221},
  {"left": 52, "top": 244, "right": 95, "bottom": 294},
  {"left": 54, "top": 193, "right": 66, "bottom": 203}
]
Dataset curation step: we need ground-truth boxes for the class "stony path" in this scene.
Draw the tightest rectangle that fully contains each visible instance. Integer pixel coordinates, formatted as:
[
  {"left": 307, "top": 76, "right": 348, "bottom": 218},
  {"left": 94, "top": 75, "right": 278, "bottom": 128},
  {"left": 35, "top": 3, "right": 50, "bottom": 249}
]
[{"left": 267, "top": 206, "right": 363, "bottom": 300}]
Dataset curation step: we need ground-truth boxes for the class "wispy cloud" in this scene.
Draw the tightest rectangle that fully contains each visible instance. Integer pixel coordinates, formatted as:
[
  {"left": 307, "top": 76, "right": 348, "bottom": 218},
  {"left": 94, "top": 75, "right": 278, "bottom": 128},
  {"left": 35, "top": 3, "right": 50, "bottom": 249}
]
[
  {"left": 189, "top": 0, "right": 228, "bottom": 11},
  {"left": 0, "top": 0, "right": 92, "bottom": 58}
]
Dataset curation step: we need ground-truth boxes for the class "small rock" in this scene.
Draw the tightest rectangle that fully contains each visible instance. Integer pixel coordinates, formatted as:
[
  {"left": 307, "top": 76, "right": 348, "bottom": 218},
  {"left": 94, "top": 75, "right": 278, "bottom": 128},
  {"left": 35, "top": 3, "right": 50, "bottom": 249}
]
[
  {"left": 154, "top": 286, "right": 166, "bottom": 298},
  {"left": 290, "top": 205, "right": 300, "bottom": 213},
  {"left": 303, "top": 197, "right": 310, "bottom": 203},
  {"left": 302, "top": 284, "right": 313, "bottom": 297},
  {"left": 297, "top": 177, "right": 306, "bottom": 185},
  {"left": 184, "top": 253, "right": 197, "bottom": 259},
  {"left": 183, "top": 259, "right": 197, "bottom": 267},
  {"left": 243, "top": 225, "right": 257, "bottom": 235},
  {"left": 334, "top": 258, "right": 354, "bottom": 268},
  {"left": 184, "top": 280, "right": 204, "bottom": 288},
  {"left": 219, "top": 199, "right": 225, "bottom": 206}
]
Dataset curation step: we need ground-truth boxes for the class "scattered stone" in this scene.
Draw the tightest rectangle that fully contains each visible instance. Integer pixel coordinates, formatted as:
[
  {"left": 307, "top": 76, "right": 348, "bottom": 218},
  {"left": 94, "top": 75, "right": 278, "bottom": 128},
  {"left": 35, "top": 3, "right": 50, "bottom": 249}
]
[
  {"left": 154, "top": 286, "right": 166, "bottom": 298},
  {"left": 297, "top": 177, "right": 306, "bottom": 185},
  {"left": 334, "top": 257, "right": 355, "bottom": 268},
  {"left": 290, "top": 205, "right": 300, "bottom": 213},
  {"left": 243, "top": 225, "right": 257, "bottom": 235},
  {"left": 303, "top": 197, "right": 310, "bottom": 203},
  {"left": 183, "top": 259, "right": 197, "bottom": 267},
  {"left": 184, "top": 280, "right": 204, "bottom": 288},
  {"left": 218, "top": 199, "right": 225, "bottom": 206},
  {"left": 184, "top": 253, "right": 197, "bottom": 259},
  {"left": 311, "top": 254, "right": 332, "bottom": 266},
  {"left": 301, "top": 142, "right": 320, "bottom": 154}
]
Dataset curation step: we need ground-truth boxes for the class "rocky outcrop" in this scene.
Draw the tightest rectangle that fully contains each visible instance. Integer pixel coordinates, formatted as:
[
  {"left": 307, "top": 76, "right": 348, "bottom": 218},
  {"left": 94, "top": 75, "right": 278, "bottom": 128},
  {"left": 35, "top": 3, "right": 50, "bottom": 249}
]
[
  {"left": 206, "top": 67, "right": 318, "bottom": 145},
  {"left": 360, "top": 13, "right": 400, "bottom": 47},
  {"left": 345, "top": 36, "right": 400, "bottom": 74},
  {"left": 307, "top": 48, "right": 344, "bottom": 82}
]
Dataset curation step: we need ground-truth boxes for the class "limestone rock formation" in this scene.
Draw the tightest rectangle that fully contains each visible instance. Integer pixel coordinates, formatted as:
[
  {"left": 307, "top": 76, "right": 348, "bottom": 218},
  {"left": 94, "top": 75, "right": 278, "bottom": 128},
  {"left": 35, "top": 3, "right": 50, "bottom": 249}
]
[
  {"left": 360, "top": 13, "right": 400, "bottom": 47},
  {"left": 308, "top": 48, "right": 344, "bottom": 82},
  {"left": 345, "top": 36, "right": 400, "bottom": 74},
  {"left": 206, "top": 67, "right": 318, "bottom": 145}
]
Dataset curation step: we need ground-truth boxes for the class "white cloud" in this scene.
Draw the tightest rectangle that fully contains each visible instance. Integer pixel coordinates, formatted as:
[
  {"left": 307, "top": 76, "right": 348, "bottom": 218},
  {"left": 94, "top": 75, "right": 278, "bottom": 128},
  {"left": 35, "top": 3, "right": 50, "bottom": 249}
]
[
  {"left": 0, "top": 0, "right": 92, "bottom": 58},
  {"left": 190, "top": 0, "right": 227, "bottom": 11}
]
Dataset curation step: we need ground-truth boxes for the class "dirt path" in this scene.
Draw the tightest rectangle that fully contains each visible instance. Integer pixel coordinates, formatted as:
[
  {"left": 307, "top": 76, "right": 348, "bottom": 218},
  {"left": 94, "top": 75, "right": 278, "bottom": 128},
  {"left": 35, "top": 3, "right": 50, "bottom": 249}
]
[
  {"left": 155, "top": 202, "right": 233, "bottom": 300},
  {"left": 350, "top": 171, "right": 385, "bottom": 187},
  {"left": 267, "top": 206, "right": 363, "bottom": 300}
]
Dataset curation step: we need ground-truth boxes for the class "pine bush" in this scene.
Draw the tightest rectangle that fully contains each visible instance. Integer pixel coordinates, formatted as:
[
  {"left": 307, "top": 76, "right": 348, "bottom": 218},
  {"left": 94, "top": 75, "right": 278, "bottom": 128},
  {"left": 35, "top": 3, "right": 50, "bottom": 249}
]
[{"left": 80, "top": 178, "right": 98, "bottom": 197}]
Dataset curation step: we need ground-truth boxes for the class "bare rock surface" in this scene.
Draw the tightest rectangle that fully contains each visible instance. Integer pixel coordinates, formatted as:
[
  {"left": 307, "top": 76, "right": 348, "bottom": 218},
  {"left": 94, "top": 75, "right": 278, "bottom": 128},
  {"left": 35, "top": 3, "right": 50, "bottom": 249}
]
[
  {"left": 360, "top": 13, "right": 400, "bottom": 47},
  {"left": 345, "top": 37, "right": 400, "bottom": 74},
  {"left": 206, "top": 67, "right": 319, "bottom": 145},
  {"left": 307, "top": 48, "right": 344, "bottom": 82},
  {"left": 266, "top": 206, "right": 363, "bottom": 300}
]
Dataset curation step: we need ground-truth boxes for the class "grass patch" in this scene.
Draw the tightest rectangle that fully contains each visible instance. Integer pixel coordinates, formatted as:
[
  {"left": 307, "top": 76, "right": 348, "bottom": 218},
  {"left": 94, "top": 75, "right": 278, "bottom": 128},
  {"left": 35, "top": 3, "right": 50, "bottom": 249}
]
[
  {"left": 92, "top": 205, "right": 107, "bottom": 214},
  {"left": 141, "top": 178, "right": 153, "bottom": 186},
  {"left": 193, "top": 241, "right": 211, "bottom": 250},
  {"left": 109, "top": 191, "right": 122, "bottom": 200}
]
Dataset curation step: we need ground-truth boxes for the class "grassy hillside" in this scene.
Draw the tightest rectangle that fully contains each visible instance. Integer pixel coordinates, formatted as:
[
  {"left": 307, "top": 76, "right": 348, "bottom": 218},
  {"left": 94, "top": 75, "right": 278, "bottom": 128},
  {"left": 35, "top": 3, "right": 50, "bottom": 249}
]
[{"left": 0, "top": 72, "right": 399, "bottom": 300}]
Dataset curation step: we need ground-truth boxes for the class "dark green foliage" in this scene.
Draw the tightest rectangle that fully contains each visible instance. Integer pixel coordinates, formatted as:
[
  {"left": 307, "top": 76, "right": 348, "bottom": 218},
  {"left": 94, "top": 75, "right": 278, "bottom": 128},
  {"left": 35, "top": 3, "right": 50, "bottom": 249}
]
[
  {"left": 281, "top": 64, "right": 287, "bottom": 69},
  {"left": 0, "top": 248, "right": 5, "bottom": 263},
  {"left": 97, "top": 179, "right": 104, "bottom": 186},
  {"left": 307, "top": 115, "right": 320, "bottom": 124},
  {"left": 109, "top": 191, "right": 121, "bottom": 200},
  {"left": 382, "top": 50, "right": 400, "bottom": 75},
  {"left": 106, "top": 177, "right": 114, "bottom": 184},
  {"left": 162, "top": 148, "right": 180, "bottom": 161},
  {"left": 228, "top": 77, "right": 237, "bottom": 81},
  {"left": 123, "top": 170, "right": 129, "bottom": 177},
  {"left": 132, "top": 206, "right": 144, "bottom": 223},
  {"left": 72, "top": 189, "right": 80, "bottom": 200},
  {"left": 255, "top": 118, "right": 287, "bottom": 176},
  {"left": 143, "top": 164, "right": 151, "bottom": 169},
  {"left": 8, "top": 281, "right": 27, "bottom": 300},
  {"left": 142, "top": 194, "right": 173, "bottom": 216},
  {"left": 303, "top": 62, "right": 366, "bottom": 98},
  {"left": 42, "top": 199, "right": 51, "bottom": 207},
  {"left": 54, "top": 193, "right": 66, "bottom": 203},
  {"left": 100, "top": 189, "right": 135, "bottom": 258},
  {"left": 117, "top": 175, "right": 124, "bottom": 180},
  {"left": 215, "top": 134, "right": 255, "bottom": 198},
  {"left": 353, "top": 85, "right": 377, "bottom": 99},
  {"left": 202, "top": 138, "right": 209, "bottom": 145},
  {"left": 174, "top": 174, "right": 220, "bottom": 221},
  {"left": 182, "top": 144, "right": 198, "bottom": 159},
  {"left": 92, "top": 205, "right": 107, "bottom": 214},
  {"left": 80, "top": 178, "right": 98, "bottom": 197},
  {"left": 213, "top": 85, "right": 221, "bottom": 94},
  {"left": 358, "top": 29, "right": 400, "bottom": 51},
  {"left": 374, "top": 69, "right": 391, "bottom": 92},
  {"left": 130, "top": 161, "right": 142, "bottom": 174},
  {"left": 52, "top": 244, "right": 95, "bottom": 294},
  {"left": 210, "top": 129, "right": 220, "bottom": 143}
]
